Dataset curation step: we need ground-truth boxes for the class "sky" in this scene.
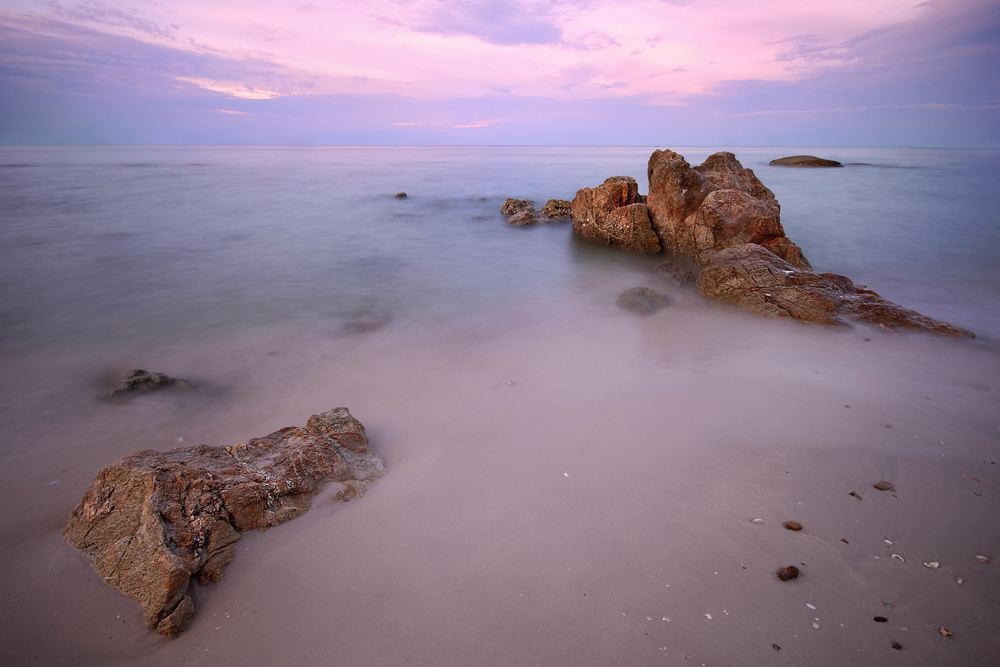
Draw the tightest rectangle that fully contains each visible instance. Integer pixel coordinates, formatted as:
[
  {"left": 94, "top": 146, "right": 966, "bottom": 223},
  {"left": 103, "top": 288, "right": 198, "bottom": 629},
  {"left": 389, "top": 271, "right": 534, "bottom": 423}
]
[{"left": 0, "top": 0, "right": 998, "bottom": 145}]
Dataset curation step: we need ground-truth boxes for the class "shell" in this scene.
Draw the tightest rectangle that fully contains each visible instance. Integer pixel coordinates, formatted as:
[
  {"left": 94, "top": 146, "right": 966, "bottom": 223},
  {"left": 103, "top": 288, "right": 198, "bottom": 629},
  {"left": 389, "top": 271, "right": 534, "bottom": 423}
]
[{"left": 891, "top": 554, "right": 905, "bottom": 562}]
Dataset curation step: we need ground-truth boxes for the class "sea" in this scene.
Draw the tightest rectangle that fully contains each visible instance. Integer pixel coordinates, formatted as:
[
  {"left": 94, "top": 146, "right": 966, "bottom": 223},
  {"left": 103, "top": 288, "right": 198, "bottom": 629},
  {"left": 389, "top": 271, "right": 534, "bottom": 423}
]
[{"left": 1, "top": 146, "right": 999, "bottom": 665}]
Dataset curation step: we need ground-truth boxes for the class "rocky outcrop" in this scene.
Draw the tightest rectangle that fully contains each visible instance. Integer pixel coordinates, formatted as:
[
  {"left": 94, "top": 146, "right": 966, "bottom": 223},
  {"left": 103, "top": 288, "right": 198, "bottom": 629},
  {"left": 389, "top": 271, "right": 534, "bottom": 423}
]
[
  {"left": 646, "top": 150, "right": 810, "bottom": 269},
  {"left": 769, "top": 156, "right": 842, "bottom": 167},
  {"left": 540, "top": 199, "right": 572, "bottom": 218},
  {"left": 571, "top": 176, "right": 661, "bottom": 254},
  {"left": 107, "top": 369, "right": 193, "bottom": 398},
  {"left": 616, "top": 287, "right": 669, "bottom": 314},
  {"left": 695, "top": 244, "right": 974, "bottom": 337},
  {"left": 63, "top": 408, "right": 385, "bottom": 638},
  {"left": 501, "top": 199, "right": 535, "bottom": 215}
]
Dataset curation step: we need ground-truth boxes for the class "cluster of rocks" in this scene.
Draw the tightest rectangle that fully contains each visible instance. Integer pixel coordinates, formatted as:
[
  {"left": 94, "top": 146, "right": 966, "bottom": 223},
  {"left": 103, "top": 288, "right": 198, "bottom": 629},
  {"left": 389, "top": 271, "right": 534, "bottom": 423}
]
[
  {"left": 106, "top": 369, "right": 194, "bottom": 398},
  {"left": 501, "top": 198, "right": 572, "bottom": 226},
  {"left": 566, "top": 149, "right": 972, "bottom": 337},
  {"left": 64, "top": 408, "right": 385, "bottom": 638}
]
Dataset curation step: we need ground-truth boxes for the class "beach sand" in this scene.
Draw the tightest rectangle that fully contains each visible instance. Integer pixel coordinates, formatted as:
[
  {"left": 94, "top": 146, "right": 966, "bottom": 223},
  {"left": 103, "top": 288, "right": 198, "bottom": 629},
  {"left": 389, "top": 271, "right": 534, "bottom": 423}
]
[{"left": 1, "top": 279, "right": 998, "bottom": 666}]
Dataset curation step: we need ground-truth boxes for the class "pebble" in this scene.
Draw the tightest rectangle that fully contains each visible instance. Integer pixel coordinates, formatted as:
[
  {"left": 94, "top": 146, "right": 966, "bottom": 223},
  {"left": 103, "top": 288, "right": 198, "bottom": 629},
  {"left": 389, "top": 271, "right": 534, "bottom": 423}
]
[
  {"left": 940, "top": 627, "right": 953, "bottom": 638},
  {"left": 956, "top": 577, "right": 964, "bottom": 585},
  {"left": 892, "top": 641, "right": 903, "bottom": 650},
  {"left": 874, "top": 616, "right": 888, "bottom": 623},
  {"left": 812, "top": 622, "right": 821, "bottom": 629},
  {"left": 849, "top": 491, "right": 863, "bottom": 500},
  {"left": 705, "top": 613, "right": 712, "bottom": 620},
  {"left": 751, "top": 518, "right": 764, "bottom": 524},
  {"left": 776, "top": 566, "right": 799, "bottom": 581},
  {"left": 783, "top": 521, "right": 803, "bottom": 531},
  {"left": 772, "top": 644, "right": 782, "bottom": 651},
  {"left": 874, "top": 481, "right": 893, "bottom": 491},
  {"left": 806, "top": 603, "right": 816, "bottom": 610},
  {"left": 976, "top": 554, "right": 989, "bottom": 563},
  {"left": 923, "top": 561, "right": 940, "bottom": 568}
]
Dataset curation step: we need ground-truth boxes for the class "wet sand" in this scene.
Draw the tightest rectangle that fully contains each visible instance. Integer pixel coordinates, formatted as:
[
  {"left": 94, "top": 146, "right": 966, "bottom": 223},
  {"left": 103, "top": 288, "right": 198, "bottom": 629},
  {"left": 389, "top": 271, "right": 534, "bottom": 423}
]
[{"left": 1, "top": 282, "right": 998, "bottom": 666}]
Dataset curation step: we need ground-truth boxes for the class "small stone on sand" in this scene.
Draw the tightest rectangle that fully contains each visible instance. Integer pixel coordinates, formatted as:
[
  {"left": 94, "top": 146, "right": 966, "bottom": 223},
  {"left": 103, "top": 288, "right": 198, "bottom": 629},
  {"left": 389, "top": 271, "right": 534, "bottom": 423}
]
[
  {"left": 874, "top": 616, "right": 888, "bottom": 623},
  {"left": 783, "top": 521, "right": 802, "bottom": 531},
  {"left": 777, "top": 566, "right": 799, "bottom": 581},
  {"left": 874, "top": 481, "right": 893, "bottom": 491}
]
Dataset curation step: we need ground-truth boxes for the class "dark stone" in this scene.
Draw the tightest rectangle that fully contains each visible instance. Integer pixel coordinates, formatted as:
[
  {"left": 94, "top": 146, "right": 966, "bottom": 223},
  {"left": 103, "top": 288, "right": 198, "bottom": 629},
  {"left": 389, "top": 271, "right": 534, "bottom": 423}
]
[
  {"left": 652, "top": 261, "right": 692, "bottom": 286},
  {"left": 874, "top": 616, "right": 888, "bottom": 623},
  {"left": 107, "top": 369, "right": 193, "bottom": 398},
  {"left": 540, "top": 199, "right": 572, "bottom": 218},
  {"left": 571, "top": 176, "right": 661, "bottom": 254},
  {"left": 695, "top": 244, "right": 974, "bottom": 337},
  {"left": 776, "top": 565, "right": 799, "bottom": 581},
  {"left": 393, "top": 192, "right": 407, "bottom": 198},
  {"left": 63, "top": 408, "right": 385, "bottom": 638},
  {"left": 501, "top": 198, "right": 536, "bottom": 215},
  {"left": 769, "top": 155, "right": 843, "bottom": 168},
  {"left": 616, "top": 287, "right": 669, "bottom": 314},
  {"left": 508, "top": 210, "right": 539, "bottom": 226},
  {"left": 874, "top": 481, "right": 893, "bottom": 491},
  {"left": 783, "top": 521, "right": 803, "bottom": 531},
  {"left": 892, "top": 641, "right": 903, "bottom": 650}
]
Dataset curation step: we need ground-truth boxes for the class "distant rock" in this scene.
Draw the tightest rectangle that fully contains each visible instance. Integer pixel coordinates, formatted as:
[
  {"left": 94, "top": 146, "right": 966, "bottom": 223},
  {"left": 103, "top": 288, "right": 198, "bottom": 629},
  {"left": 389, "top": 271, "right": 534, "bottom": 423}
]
[
  {"left": 695, "top": 244, "right": 974, "bottom": 337},
  {"left": 571, "top": 176, "right": 661, "bottom": 254},
  {"left": 107, "top": 369, "right": 193, "bottom": 398},
  {"left": 63, "top": 408, "right": 385, "bottom": 638},
  {"left": 769, "top": 155, "right": 842, "bottom": 167},
  {"left": 393, "top": 192, "right": 408, "bottom": 198},
  {"left": 652, "top": 261, "right": 693, "bottom": 286},
  {"left": 501, "top": 198, "right": 536, "bottom": 215},
  {"left": 646, "top": 150, "right": 810, "bottom": 269},
  {"left": 540, "top": 199, "right": 572, "bottom": 218},
  {"left": 616, "top": 287, "right": 670, "bottom": 314}
]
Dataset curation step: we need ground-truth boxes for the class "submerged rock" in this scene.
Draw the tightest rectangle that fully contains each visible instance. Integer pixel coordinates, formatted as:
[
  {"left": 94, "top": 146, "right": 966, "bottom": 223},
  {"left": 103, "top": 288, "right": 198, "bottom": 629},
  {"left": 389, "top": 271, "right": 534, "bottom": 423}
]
[
  {"left": 393, "top": 192, "right": 408, "bottom": 198},
  {"left": 63, "top": 408, "right": 385, "bottom": 638},
  {"left": 652, "top": 261, "right": 692, "bottom": 286},
  {"left": 616, "top": 287, "right": 669, "bottom": 314},
  {"left": 769, "top": 155, "right": 842, "bottom": 167},
  {"left": 540, "top": 199, "right": 572, "bottom": 218},
  {"left": 695, "top": 244, "right": 974, "bottom": 337},
  {"left": 571, "top": 176, "right": 660, "bottom": 254},
  {"left": 646, "top": 150, "right": 810, "bottom": 269},
  {"left": 107, "top": 369, "right": 193, "bottom": 398},
  {"left": 508, "top": 209, "right": 539, "bottom": 226}
]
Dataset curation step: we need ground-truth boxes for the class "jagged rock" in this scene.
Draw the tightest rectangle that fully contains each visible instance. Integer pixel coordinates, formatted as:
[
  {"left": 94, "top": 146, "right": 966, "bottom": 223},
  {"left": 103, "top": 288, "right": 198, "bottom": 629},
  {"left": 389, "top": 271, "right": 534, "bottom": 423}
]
[
  {"left": 646, "top": 150, "right": 810, "bottom": 269},
  {"left": 393, "top": 192, "right": 408, "bottom": 198},
  {"left": 540, "top": 199, "right": 572, "bottom": 218},
  {"left": 652, "top": 261, "right": 693, "bottom": 286},
  {"left": 695, "top": 244, "right": 974, "bottom": 337},
  {"left": 508, "top": 209, "right": 539, "bottom": 226},
  {"left": 501, "top": 198, "right": 536, "bottom": 215},
  {"left": 107, "top": 369, "right": 193, "bottom": 398},
  {"left": 571, "top": 176, "right": 661, "bottom": 254},
  {"left": 63, "top": 408, "right": 385, "bottom": 638},
  {"left": 616, "top": 287, "right": 670, "bottom": 314},
  {"left": 769, "top": 155, "right": 842, "bottom": 167}
]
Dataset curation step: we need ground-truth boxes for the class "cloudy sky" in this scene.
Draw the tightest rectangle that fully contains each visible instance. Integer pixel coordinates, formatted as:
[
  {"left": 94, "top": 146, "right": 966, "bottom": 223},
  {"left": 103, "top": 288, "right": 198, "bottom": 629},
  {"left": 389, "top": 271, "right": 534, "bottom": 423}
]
[{"left": 0, "top": 0, "right": 997, "bottom": 145}]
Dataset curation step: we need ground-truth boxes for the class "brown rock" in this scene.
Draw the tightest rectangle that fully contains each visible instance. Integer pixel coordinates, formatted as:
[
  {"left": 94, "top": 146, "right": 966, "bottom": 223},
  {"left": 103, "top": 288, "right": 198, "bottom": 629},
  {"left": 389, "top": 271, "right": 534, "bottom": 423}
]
[
  {"left": 616, "top": 287, "right": 669, "bottom": 314},
  {"left": 508, "top": 209, "right": 539, "bottom": 226},
  {"left": 769, "top": 155, "right": 842, "bottom": 167},
  {"left": 63, "top": 408, "right": 385, "bottom": 638},
  {"left": 571, "top": 176, "right": 660, "bottom": 254},
  {"left": 540, "top": 199, "right": 572, "bottom": 218},
  {"left": 393, "top": 192, "right": 407, "bottom": 199},
  {"left": 777, "top": 565, "right": 799, "bottom": 581},
  {"left": 107, "top": 369, "right": 193, "bottom": 398},
  {"left": 501, "top": 198, "right": 535, "bottom": 215},
  {"left": 646, "top": 151, "right": 810, "bottom": 269},
  {"left": 783, "top": 521, "right": 803, "bottom": 531},
  {"left": 874, "top": 481, "right": 893, "bottom": 491},
  {"left": 652, "top": 261, "right": 692, "bottom": 286},
  {"left": 695, "top": 244, "right": 974, "bottom": 337}
]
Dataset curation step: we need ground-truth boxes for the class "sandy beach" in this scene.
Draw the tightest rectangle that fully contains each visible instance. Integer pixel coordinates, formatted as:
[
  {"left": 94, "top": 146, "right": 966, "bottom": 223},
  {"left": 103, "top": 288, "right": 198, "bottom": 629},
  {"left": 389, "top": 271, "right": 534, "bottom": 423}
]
[{"left": 1, "top": 274, "right": 997, "bottom": 665}]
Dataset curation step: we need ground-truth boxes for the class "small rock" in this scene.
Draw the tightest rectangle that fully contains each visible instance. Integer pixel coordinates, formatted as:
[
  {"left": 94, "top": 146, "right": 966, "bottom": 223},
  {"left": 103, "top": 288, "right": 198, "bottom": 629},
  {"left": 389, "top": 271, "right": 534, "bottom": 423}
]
[
  {"left": 768, "top": 155, "right": 843, "bottom": 168},
  {"left": 772, "top": 644, "right": 782, "bottom": 651},
  {"left": 508, "top": 209, "right": 538, "bottom": 226},
  {"left": 107, "top": 369, "right": 194, "bottom": 398},
  {"left": 849, "top": 491, "right": 863, "bottom": 500},
  {"left": 616, "top": 287, "right": 669, "bottom": 314},
  {"left": 976, "top": 554, "right": 989, "bottom": 563},
  {"left": 783, "top": 521, "right": 803, "bottom": 531},
  {"left": 891, "top": 641, "right": 903, "bottom": 650},
  {"left": 393, "top": 192, "right": 407, "bottom": 199},
  {"left": 501, "top": 198, "right": 535, "bottom": 215},
  {"left": 956, "top": 577, "right": 964, "bottom": 585},
  {"left": 882, "top": 601, "right": 895, "bottom": 609},
  {"left": 776, "top": 565, "right": 799, "bottom": 581},
  {"left": 923, "top": 561, "right": 940, "bottom": 568},
  {"left": 940, "top": 627, "right": 953, "bottom": 638},
  {"left": 813, "top": 622, "right": 821, "bottom": 629},
  {"left": 540, "top": 199, "right": 572, "bottom": 218},
  {"left": 751, "top": 518, "right": 764, "bottom": 524},
  {"left": 652, "top": 261, "right": 693, "bottom": 286},
  {"left": 874, "top": 616, "right": 888, "bottom": 623},
  {"left": 874, "top": 481, "right": 893, "bottom": 491}
]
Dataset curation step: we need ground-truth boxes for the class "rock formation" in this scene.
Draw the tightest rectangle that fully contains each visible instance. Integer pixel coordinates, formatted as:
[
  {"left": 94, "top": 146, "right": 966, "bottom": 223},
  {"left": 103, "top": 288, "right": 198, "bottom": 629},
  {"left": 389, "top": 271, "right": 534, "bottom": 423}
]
[
  {"left": 508, "top": 209, "right": 538, "bottom": 226},
  {"left": 501, "top": 198, "right": 535, "bottom": 216},
  {"left": 695, "top": 244, "right": 974, "bottom": 337},
  {"left": 63, "top": 408, "right": 385, "bottom": 638},
  {"left": 107, "top": 369, "right": 194, "bottom": 398},
  {"left": 616, "top": 287, "right": 670, "bottom": 314},
  {"left": 570, "top": 176, "right": 660, "bottom": 254},
  {"left": 540, "top": 199, "right": 572, "bottom": 218},
  {"left": 646, "top": 150, "right": 810, "bottom": 269},
  {"left": 769, "top": 156, "right": 842, "bottom": 167}
]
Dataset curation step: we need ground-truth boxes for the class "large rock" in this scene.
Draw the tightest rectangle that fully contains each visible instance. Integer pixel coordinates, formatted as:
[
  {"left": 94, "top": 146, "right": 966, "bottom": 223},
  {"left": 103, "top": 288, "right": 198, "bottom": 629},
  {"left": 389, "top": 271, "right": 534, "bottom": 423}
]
[
  {"left": 571, "top": 176, "right": 661, "bottom": 254},
  {"left": 769, "top": 155, "right": 842, "bottom": 167},
  {"left": 63, "top": 408, "right": 385, "bottom": 638},
  {"left": 695, "top": 244, "right": 974, "bottom": 337},
  {"left": 646, "top": 150, "right": 810, "bottom": 269}
]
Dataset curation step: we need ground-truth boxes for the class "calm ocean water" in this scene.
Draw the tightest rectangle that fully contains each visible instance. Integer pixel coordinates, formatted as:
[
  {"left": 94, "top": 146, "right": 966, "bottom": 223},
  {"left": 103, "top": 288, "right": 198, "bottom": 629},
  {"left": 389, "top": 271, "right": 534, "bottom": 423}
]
[{"left": 1, "top": 145, "right": 998, "bottom": 354}]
